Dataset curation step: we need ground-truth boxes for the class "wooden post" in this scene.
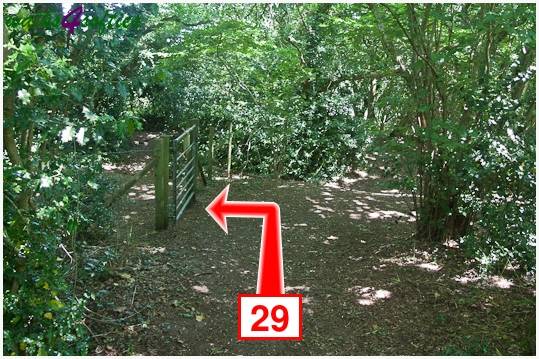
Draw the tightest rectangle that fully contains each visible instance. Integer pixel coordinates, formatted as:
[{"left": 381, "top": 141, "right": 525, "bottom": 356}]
[
  {"left": 182, "top": 128, "right": 192, "bottom": 200},
  {"left": 192, "top": 121, "right": 199, "bottom": 199},
  {"left": 155, "top": 135, "right": 170, "bottom": 230},
  {"left": 172, "top": 138, "right": 177, "bottom": 223},
  {"left": 182, "top": 130, "right": 191, "bottom": 162},
  {"left": 227, "top": 121, "right": 233, "bottom": 180},
  {"left": 193, "top": 120, "right": 207, "bottom": 187},
  {"left": 208, "top": 126, "right": 215, "bottom": 181}
]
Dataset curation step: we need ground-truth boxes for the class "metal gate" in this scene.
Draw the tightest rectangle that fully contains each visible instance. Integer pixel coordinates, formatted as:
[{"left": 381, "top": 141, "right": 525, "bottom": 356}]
[{"left": 172, "top": 124, "right": 198, "bottom": 222}]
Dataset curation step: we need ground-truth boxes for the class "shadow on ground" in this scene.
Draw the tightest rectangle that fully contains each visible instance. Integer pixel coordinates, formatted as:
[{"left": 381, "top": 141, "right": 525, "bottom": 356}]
[{"left": 84, "top": 139, "right": 535, "bottom": 355}]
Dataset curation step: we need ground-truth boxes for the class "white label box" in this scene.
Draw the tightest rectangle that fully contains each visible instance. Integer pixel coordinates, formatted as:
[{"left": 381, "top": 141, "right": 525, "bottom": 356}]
[{"left": 238, "top": 294, "right": 302, "bottom": 340}]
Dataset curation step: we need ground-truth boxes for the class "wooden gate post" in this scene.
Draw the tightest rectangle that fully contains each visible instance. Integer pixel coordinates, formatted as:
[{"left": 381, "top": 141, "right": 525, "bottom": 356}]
[
  {"left": 181, "top": 129, "right": 192, "bottom": 200},
  {"left": 192, "top": 120, "right": 207, "bottom": 187},
  {"left": 227, "top": 121, "right": 233, "bottom": 180},
  {"left": 155, "top": 135, "right": 170, "bottom": 230},
  {"left": 193, "top": 120, "right": 201, "bottom": 197},
  {"left": 208, "top": 126, "right": 215, "bottom": 181}
]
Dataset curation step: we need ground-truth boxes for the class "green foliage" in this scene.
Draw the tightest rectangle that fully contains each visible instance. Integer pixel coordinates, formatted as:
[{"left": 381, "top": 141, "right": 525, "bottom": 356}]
[
  {"left": 3, "top": 3, "right": 151, "bottom": 354},
  {"left": 141, "top": 4, "right": 371, "bottom": 180},
  {"left": 458, "top": 91, "right": 536, "bottom": 272},
  {"left": 139, "top": 3, "right": 535, "bottom": 272},
  {"left": 81, "top": 246, "right": 117, "bottom": 280},
  {"left": 2, "top": 3, "right": 536, "bottom": 354}
]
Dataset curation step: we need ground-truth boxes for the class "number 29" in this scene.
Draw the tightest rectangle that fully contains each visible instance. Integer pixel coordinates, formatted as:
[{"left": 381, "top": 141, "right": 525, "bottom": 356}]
[{"left": 251, "top": 304, "right": 289, "bottom": 332}]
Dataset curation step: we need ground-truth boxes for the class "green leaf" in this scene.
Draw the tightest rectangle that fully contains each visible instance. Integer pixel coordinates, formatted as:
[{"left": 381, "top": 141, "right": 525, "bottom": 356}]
[{"left": 118, "top": 82, "right": 128, "bottom": 99}]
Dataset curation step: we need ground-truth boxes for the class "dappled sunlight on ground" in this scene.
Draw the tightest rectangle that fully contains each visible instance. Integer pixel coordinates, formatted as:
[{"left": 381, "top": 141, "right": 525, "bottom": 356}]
[
  {"left": 285, "top": 285, "right": 310, "bottom": 292},
  {"left": 103, "top": 155, "right": 153, "bottom": 173},
  {"left": 367, "top": 210, "right": 415, "bottom": 222},
  {"left": 324, "top": 170, "right": 381, "bottom": 190},
  {"left": 298, "top": 170, "right": 418, "bottom": 224},
  {"left": 349, "top": 286, "right": 392, "bottom": 306},
  {"left": 214, "top": 174, "right": 251, "bottom": 180},
  {"left": 313, "top": 204, "right": 335, "bottom": 214},
  {"left": 416, "top": 262, "right": 442, "bottom": 271},
  {"left": 102, "top": 133, "right": 157, "bottom": 174},
  {"left": 277, "top": 182, "right": 305, "bottom": 188},
  {"left": 281, "top": 222, "right": 311, "bottom": 230},
  {"left": 128, "top": 183, "right": 155, "bottom": 201},
  {"left": 488, "top": 276, "right": 513, "bottom": 289},
  {"left": 354, "top": 170, "right": 380, "bottom": 180},
  {"left": 380, "top": 252, "right": 442, "bottom": 272},
  {"left": 306, "top": 189, "right": 415, "bottom": 223},
  {"left": 453, "top": 269, "right": 514, "bottom": 289},
  {"left": 323, "top": 235, "right": 339, "bottom": 245},
  {"left": 96, "top": 157, "right": 535, "bottom": 355},
  {"left": 138, "top": 246, "right": 166, "bottom": 254}
]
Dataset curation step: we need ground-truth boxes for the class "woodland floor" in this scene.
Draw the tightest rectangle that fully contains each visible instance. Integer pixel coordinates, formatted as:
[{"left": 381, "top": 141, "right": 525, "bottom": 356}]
[{"left": 83, "top": 133, "right": 535, "bottom": 356}]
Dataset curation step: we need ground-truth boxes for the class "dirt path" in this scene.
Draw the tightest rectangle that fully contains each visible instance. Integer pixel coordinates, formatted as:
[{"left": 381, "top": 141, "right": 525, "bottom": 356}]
[{"left": 86, "top": 134, "right": 535, "bottom": 355}]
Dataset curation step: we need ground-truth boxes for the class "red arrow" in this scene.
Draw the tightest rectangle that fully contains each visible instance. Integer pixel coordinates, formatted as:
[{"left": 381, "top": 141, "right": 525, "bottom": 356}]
[{"left": 206, "top": 185, "right": 284, "bottom": 295}]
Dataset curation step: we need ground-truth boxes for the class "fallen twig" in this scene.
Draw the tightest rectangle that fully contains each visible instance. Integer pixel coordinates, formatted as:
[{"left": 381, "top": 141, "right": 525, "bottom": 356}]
[
  {"left": 194, "top": 272, "right": 214, "bottom": 277},
  {"left": 131, "top": 285, "right": 137, "bottom": 306}
]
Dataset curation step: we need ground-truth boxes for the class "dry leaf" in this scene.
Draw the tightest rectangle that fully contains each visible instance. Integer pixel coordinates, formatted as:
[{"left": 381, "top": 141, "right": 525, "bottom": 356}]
[
  {"left": 193, "top": 285, "right": 209, "bottom": 294},
  {"left": 195, "top": 313, "right": 205, "bottom": 322}
]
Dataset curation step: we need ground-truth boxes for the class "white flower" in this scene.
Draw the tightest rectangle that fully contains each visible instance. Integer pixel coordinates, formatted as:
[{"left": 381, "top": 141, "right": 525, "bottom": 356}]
[
  {"left": 76, "top": 127, "right": 87, "bottom": 145},
  {"left": 40, "top": 176, "right": 53, "bottom": 188},
  {"left": 507, "top": 128, "right": 518, "bottom": 143},
  {"left": 17, "top": 89, "right": 31, "bottom": 105},
  {"left": 60, "top": 125, "right": 75, "bottom": 143},
  {"left": 82, "top": 106, "right": 99, "bottom": 122},
  {"left": 82, "top": 106, "right": 91, "bottom": 118}
]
